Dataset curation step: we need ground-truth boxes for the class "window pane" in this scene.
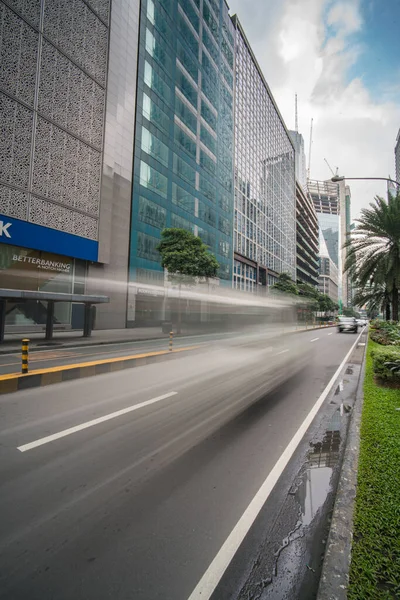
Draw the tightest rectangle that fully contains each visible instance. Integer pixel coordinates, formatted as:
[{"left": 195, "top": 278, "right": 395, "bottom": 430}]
[
  {"left": 199, "top": 174, "right": 216, "bottom": 202},
  {"left": 176, "top": 68, "right": 197, "bottom": 108},
  {"left": 138, "top": 196, "right": 167, "bottom": 229},
  {"left": 174, "top": 124, "right": 197, "bottom": 158},
  {"left": 140, "top": 160, "right": 168, "bottom": 198},
  {"left": 197, "top": 226, "right": 215, "bottom": 248},
  {"left": 200, "top": 125, "right": 216, "bottom": 155},
  {"left": 203, "top": 1, "right": 218, "bottom": 41},
  {"left": 201, "top": 100, "right": 217, "bottom": 130},
  {"left": 145, "top": 28, "right": 171, "bottom": 71},
  {"left": 221, "top": 36, "right": 233, "bottom": 69},
  {"left": 171, "top": 213, "right": 194, "bottom": 231},
  {"left": 218, "top": 215, "right": 231, "bottom": 235},
  {"left": 144, "top": 61, "right": 171, "bottom": 104},
  {"left": 200, "top": 150, "right": 216, "bottom": 175},
  {"left": 141, "top": 127, "right": 169, "bottom": 167},
  {"left": 175, "top": 96, "right": 197, "bottom": 134},
  {"left": 177, "top": 40, "right": 198, "bottom": 81},
  {"left": 178, "top": 12, "right": 199, "bottom": 57},
  {"left": 172, "top": 182, "right": 195, "bottom": 213},
  {"left": 202, "top": 28, "right": 218, "bottom": 64},
  {"left": 199, "top": 200, "right": 216, "bottom": 226},
  {"left": 142, "top": 93, "right": 169, "bottom": 134},
  {"left": 137, "top": 232, "right": 160, "bottom": 262},
  {"left": 179, "top": 0, "right": 199, "bottom": 32},
  {"left": 219, "top": 193, "right": 231, "bottom": 213},
  {"left": 219, "top": 239, "right": 230, "bottom": 257},
  {"left": 173, "top": 154, "right": 196, "bottom": 186}
]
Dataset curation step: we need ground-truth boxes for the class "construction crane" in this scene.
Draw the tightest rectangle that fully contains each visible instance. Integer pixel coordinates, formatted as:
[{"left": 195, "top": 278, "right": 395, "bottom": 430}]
[
  {"left": 307, "top": 118, "right": 313, "bottom": 179},
  {"left": 324, "top": 158, "right": 339, "bottom": 178}
]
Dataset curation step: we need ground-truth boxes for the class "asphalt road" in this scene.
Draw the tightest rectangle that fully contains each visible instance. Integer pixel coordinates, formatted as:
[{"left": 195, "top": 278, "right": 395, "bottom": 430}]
[{"left": 0, "top": 328, "right": 361, "bottom": 600}]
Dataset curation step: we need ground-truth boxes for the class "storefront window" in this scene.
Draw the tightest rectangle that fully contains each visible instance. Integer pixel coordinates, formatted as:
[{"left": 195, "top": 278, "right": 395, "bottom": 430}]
[{"left": 0, "top": 244, "right": 82, "bottom": 327}]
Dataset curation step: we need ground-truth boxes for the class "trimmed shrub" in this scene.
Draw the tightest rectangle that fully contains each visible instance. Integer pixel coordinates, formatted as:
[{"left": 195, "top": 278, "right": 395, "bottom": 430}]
[{"left": 371, "top": 346, "right": 400, "bottom": 380}]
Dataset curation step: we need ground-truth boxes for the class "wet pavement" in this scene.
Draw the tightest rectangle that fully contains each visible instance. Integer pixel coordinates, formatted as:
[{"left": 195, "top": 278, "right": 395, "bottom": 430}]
[{"left": 214, "top": 330, "right": 367, "bottom": 600}]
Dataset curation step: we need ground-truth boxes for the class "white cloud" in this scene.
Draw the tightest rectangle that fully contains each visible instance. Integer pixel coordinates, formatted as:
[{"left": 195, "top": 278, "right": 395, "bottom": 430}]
[
  {"left": 228, "top": 0, "right": 400, "bottom": 219},
  {"left": 327, "top": 1, "right": 363, "bottom": 35}
]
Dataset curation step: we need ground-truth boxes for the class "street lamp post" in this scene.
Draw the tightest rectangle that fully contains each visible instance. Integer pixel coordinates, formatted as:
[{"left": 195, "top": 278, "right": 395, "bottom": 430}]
[{"left": 331, "top": 175, "right": 400, "bottom": 187}]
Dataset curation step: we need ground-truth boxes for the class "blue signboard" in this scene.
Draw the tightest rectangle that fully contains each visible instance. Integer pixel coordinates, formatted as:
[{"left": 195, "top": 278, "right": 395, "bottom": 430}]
[{"left": 0, "top": 214, "right": 98, "bottom": 262}]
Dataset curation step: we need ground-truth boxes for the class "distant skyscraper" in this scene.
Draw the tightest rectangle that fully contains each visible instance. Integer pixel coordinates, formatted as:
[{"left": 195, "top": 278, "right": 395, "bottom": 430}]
[
  {"left": 318, "top": 228, "right": 338, "bottom": 302},
  {"left": 308, "top": 179, "right": 339, "bottom": 266},
  {"left": 308, "top": 178, "right": 351, "bottom": 307},
  {"left": 231, "top": 16, "right": 296, "bottom": 290},
  {"left": 289, "top": 131, "right": 307, "bottom": 192}
]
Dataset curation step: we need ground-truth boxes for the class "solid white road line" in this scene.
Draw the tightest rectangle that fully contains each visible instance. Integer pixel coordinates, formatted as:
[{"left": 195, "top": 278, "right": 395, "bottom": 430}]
[
  {"left": 310, "top": 337, "right": 319, "bottom": 342},
  {"left": 276, "top": 349, "right": 289, "bottom": 355},
  {"left": 328, "top": 333, "right": 333, "bottom": 336},
  {"left": 187, "top": 329, "right": 364, "bottom": 600},
  {"left": 17, "top": 391, "right": 178, "bottom": 453}
]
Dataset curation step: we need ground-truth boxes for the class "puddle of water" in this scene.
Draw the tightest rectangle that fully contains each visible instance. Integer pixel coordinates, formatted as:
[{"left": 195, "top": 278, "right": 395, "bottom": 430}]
[
  {"left": 255, "top": 411, "right": 343, "bottom": 599},
  {"left": 297, "top": 413, "right": 341, "bottom": 527}
]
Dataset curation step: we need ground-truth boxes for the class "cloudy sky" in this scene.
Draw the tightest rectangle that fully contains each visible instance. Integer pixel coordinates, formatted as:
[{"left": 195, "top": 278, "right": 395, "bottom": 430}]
[{"left": 228, "top": 0, "right": 400, "bottom": 220}]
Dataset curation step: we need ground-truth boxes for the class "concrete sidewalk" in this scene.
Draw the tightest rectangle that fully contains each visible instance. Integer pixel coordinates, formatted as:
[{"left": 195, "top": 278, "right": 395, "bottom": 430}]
[
  {"left": 0, "top": 322, "right": 335, "bottom": 355},
  {"left": 0, "top": 327, "right": 171, "bottom": 354}
]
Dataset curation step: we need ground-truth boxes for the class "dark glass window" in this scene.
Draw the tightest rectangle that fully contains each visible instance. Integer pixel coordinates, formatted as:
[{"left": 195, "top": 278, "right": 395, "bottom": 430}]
[
  {"left": 203, "top": 1, "right": 218, "bottom": 41},
  {"left": 141, "top": 127, "right": 169, "bottom": 167},
  {"left": 199, "top": 201, "right": 216, "bottom": 226},
  {"left": 219, "top": 215, "right": 231, "bottom": 235},
  {"left": 176, "top": 68, "right": 197, "bottom": 108},
  {"left": 173, "top": 153, "right": 196, "bottom": 186},
  {"left": 138, "top": 197, "right": 167, "bottom": 229},
  {"left": 179, "top": 0, "right": 199, "bottom": 32},
  {"left": 200, "top": 150, "right": 216, "bottom": 175},
  {"left": 177, "top": 40, "right": 198, "bottom": 81},
  {"left": 172, "top": 182, "right": 195, "bottom": 213},
  {"left": 200, "top": 100, "right": 217, "bottom": 130},
  {"left": 178, "top": 12, "right": 199, "bottom": 57},
  {"left": 199, "top": 175, "right": 216, "bottom": 202},
  {"left": 142, "top": 93, "right": 169, "bottom": 134},
  {"left": 200, "top": 125, "right": 216, "bottom": 155},
  {"left": 175, "top": 96, "right": 197, "bottom": 134},
  {"left": 174, "top": 124, "right": 197, "bottom": 158},
  {"left": 137, "top": 232, "right": 161, "bottom": 262}
]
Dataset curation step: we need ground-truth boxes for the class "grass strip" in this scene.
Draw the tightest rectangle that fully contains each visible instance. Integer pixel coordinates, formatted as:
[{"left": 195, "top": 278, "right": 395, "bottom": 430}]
[{"left": 348, "top": 339, "right": 400, "bottom": 599}]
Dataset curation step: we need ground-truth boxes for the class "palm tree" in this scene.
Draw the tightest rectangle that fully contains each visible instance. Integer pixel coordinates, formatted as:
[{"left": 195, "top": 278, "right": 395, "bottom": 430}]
[
  {"left": 344, "top": 192, "right": 400, "bottom": 321},
  {"left": 352, "top": 282, "right": 391, "bottom": 320}
]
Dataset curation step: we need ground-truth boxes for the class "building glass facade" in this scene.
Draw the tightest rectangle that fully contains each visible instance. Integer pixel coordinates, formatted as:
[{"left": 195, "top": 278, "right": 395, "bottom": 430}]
[
  {"left": 128, "top": 0, "right": 235, "bottom": 323},
  {"left": 295, "top": 182, "right": 319, "bottom": 287},
  {"left": 232, "top": 18, "right": 296, "bottom": 291}
]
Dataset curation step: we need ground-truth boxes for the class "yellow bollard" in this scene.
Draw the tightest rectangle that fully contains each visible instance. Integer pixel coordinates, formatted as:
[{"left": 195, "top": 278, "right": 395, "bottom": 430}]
[
  {"left": 22, "top": 338, "right": 30, "bottom": 374},
  {"left": 169, "top": 330, "right": 173, "bottom": 352}
]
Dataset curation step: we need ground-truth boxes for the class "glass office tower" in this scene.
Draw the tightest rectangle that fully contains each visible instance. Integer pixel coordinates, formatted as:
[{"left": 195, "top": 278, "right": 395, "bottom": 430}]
[
  {"left": 232, "top": 17, "right": 296, "bottom": 291},
  {"left": 128, "top": 0, "right": 235, "bottom": 324}
]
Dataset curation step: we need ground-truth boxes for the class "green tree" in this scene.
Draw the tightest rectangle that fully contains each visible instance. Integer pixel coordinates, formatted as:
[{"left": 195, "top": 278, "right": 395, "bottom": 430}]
[
  {"left": 353, "top": 281, "right": 391, "bottom": 320},
  {"left": 156, "top": 228, "right": 219, "bottom": 332},
  {"left": 344, "top": 192, "right": 400, "bottom": 321},
  {"left": 272, "top": 273, "right": 299, "bottom": 295}
]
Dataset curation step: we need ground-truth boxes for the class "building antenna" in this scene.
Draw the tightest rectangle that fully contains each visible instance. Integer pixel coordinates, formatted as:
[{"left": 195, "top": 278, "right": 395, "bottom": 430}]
[
  {"left": 307, "top": 118, "right": 313, "bottom": 179},
  {"left": 295, "top": 93, "right": 298, "bottom": 132}
]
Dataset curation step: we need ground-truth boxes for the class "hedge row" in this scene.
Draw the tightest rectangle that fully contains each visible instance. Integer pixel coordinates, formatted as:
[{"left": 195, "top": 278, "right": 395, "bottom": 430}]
[{"left": 371, "top": 346, "right": 400, "bottom": 381}]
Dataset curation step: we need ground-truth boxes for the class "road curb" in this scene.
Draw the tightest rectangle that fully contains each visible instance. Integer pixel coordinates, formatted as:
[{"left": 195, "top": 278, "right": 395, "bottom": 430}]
[
  {"left": 0, "top": 346, "right": 198, "bottom": 395},
  {"left": 316, "top": 335, "right": 368, "bottom": 600}
]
